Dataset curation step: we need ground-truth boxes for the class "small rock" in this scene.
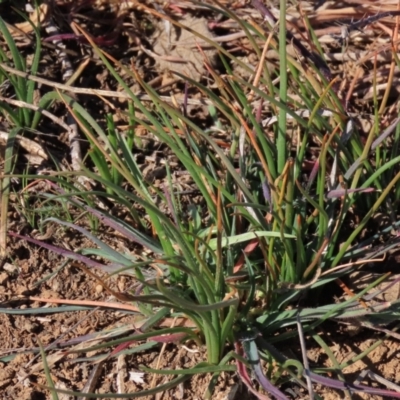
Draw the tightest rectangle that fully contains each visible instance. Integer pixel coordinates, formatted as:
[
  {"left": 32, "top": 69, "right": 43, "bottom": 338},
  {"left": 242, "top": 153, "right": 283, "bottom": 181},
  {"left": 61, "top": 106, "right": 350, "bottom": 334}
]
[
  {"left": 23, "top": 320, "right": 39, "bottom": 333},
  {"left": 0, "top": 272, "right": 8, "bottom": 285},
  {"left": 3, "top": 262, "right": 18, "bottom": 275}
]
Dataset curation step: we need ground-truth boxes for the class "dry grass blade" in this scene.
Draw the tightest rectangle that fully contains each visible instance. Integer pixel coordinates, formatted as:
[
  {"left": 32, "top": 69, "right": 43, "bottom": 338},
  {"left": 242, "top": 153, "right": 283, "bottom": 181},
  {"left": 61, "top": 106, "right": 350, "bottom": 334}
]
[
  {"left": 0, "top": 130, "right": 47, "bottom": 160},
  {"left": 296, "top": 314, "right": 313, "bottom": 399},
  {"left": 0, "top": 62, "right": 213, "bottom": 106},
  {"left": 0, "top": 95, "right": 73, "bottom": 133},
  {"left": 77, "top": 361, "right": 104, "bottom": 400}
]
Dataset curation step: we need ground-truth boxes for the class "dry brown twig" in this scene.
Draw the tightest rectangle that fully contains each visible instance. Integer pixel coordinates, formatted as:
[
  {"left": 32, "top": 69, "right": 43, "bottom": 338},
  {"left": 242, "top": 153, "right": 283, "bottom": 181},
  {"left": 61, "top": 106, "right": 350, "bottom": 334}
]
[{"left": 0, "top": 130, "right": 47, "bottom": 160}]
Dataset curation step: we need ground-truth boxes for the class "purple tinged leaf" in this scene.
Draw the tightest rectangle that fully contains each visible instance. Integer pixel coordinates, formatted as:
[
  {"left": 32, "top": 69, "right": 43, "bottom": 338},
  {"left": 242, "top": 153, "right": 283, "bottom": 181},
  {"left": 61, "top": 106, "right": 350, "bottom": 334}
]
[
  {"left": 151, "top": 333, "right": 187, "bottom": 343},
  {"left": 43, "top": 33, "right": 80, "bottom": 42},
  {"left": 237, "top": 339, "right": 400, "bottom": 398},
  {"left": 296, "top": 314, "right": 314, "bottom": 397},
  {"left": 372, "top": 117, "right": 400, "bottom": 150},
  {"left": 238, "top": 321, "right": 400, "bottom": 398},
  {"left": 262, "top": 178, "right": 272, "bottom": 213},
  {"left": 83, "top": 205, "right": 162, "bottom": 254},
  {"left": 8, "top": 232, "right": 117, "bottom": 273},
  {"left": 110, "top": 341, "right": 135, "bottom": 358},
  {"left": 306, "top": 160, "right": 319, "bottom": 192},
  {"left": 134, "top": 283, "right": 145, "bottom": 296},
  {"left": 237, "top": 361, "right": 273, "bottom": 400},
  {"left": 234, "top": 342, "right": 272, "bottom": 400},
  {"left": 44, "top": 217, "right": 132, "bottom": 266},
  {"left": 44, "top": 181, "right": 162, "bottom": 254},
  {"left": 252, "top": 360, "right": 290, "bottom": 400},
  {"left": 251, "top": 0, "right": 276, "bottom": 26},
  {"left": 326, "top": 187, "right": 375, "bottom": 199},
  {"left": 242, "top": 340, "right": 290, "bottom": 400},
  {"left": 238, "top": 363, "right": 270, "bottom": 399},
  {"left": 309, "top": 372, "right": 400, "bottom": 398},
  {"left": 59, "top": 332, "right": 110, "bottom": 347}
]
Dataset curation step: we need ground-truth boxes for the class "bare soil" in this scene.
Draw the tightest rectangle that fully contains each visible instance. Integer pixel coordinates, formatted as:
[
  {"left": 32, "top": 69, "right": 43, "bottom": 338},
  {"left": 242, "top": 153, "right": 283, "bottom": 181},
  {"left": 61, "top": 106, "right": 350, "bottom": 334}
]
[{"left": 1, "top": 1, "right": 400, "bottom": 399}]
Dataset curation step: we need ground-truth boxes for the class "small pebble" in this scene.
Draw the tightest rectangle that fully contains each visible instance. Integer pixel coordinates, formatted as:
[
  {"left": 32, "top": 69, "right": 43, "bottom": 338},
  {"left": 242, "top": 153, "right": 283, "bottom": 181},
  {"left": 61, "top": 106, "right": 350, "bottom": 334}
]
[
  {"left": 3, "top": 262, "right": 18, "bottom": 275},
  {"left": 0, "top": 272, "right": 8, "bottom": 285}
]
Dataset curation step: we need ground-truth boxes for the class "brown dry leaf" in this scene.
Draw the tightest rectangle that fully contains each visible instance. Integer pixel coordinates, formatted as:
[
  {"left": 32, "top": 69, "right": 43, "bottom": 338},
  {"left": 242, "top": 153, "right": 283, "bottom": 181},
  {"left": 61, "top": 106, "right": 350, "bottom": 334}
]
[
  {"left": 0, "top": 131, "right": 47, "bottom": 160},
  {"left": 152, "top": 15, "right": 217, "bottom": 81},
  {"left": 10, "top": 3, "right": 49, "bottom": 35}
]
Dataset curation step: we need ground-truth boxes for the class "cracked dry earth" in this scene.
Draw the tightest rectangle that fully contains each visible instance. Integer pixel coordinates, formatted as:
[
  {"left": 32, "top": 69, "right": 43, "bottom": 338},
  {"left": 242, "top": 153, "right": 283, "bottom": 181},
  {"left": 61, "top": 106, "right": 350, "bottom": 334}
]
[{"left": 2, "top": 0, "right": 400, "bottom": 399}]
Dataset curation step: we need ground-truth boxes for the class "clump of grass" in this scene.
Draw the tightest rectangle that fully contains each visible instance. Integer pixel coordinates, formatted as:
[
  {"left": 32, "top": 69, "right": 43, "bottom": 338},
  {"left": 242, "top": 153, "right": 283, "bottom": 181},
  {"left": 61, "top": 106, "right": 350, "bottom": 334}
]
[
  {"left": 0, "top": 12, "right": 42, "bottom": 257},
  {"left": 2, "top": 2, "right": 400, "bottom": 399}
]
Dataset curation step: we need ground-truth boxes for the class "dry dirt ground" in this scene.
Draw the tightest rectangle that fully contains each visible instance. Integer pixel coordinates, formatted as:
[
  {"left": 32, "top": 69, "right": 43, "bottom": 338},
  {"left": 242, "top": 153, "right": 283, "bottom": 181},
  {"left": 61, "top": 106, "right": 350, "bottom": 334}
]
[{"left": 1, "top": 1, "right": 400, "bottom": 399}]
